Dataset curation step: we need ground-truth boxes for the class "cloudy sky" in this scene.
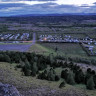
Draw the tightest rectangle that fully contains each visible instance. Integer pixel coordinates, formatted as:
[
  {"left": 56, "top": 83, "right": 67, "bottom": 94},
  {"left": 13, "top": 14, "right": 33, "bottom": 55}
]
[{"left": 0, "top": 0, "right": 96, "bottom": 16}]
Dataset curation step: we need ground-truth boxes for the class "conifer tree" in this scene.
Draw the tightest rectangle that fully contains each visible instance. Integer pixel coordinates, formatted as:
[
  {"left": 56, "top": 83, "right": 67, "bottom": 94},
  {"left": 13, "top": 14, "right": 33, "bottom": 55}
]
[
  {"left": 86, "top": 76, "right": 95, "bottom": 90},
  {"left": 61, "top": 69, "right": 68, "bottom": 80},
  {"left": 67, "top": 71, "right": 75, "bottom": 85},
  {"left": 31, "top": 62, "right": 38, "bottom": 76}
]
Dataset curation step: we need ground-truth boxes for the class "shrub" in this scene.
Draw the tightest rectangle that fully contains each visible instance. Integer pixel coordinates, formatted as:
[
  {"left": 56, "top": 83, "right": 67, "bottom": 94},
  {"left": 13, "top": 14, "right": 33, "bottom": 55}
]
[
  {"left": 59, "top": 80, "right": 66, "bottom": 88},
  {"left": 23, "top": 67, "right": 31, "bottom": 76}
]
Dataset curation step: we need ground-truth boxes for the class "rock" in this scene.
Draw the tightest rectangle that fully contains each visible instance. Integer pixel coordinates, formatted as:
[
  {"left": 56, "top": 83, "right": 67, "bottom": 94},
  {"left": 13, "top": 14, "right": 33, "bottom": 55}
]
[{"left": 0, "top": 82, "right": 21, "bottom": 96}]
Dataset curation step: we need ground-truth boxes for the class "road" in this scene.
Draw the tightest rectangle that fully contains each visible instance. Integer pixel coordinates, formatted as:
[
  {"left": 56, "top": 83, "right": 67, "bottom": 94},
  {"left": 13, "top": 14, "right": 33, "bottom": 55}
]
[{"left": 21, "top": 32, "right": 36, "bottom": 52}]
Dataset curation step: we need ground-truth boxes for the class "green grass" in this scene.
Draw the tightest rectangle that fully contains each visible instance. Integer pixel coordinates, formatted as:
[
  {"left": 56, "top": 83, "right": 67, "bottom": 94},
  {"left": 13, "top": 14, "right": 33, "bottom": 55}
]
[
  {"left": 40, "top": 43, "right": 87, "bottom": 57},
  {"left": 28, "top": 43, "right": 96, "bottom": 61},
  {"left": 74, "top": 84, "right": 96, "bottom": 96},
  {"left": 28, "top": 43, "right": 57, "bottom": 56},
  {"left": 38, "top": 43, "right": 96, "bottom": 60}
]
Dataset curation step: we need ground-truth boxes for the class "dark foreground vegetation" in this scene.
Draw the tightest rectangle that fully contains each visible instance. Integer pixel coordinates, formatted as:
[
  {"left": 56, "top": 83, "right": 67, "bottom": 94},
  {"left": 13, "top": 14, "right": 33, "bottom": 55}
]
[{"left": 0, "top": 51, "right": 96, "bottom": 90}]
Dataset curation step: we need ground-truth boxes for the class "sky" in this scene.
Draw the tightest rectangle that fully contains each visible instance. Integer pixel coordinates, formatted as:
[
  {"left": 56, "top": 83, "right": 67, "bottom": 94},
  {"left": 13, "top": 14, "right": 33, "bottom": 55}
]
[{"left": 0, "top": 0, "right": 96, "bottom": 16}]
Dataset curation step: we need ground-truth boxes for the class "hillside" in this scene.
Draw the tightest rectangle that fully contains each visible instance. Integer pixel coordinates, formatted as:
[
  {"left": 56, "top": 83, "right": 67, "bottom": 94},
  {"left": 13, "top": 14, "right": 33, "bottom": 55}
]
[{"left": 0, "top": 62, "right": 89, "bottom": 96}]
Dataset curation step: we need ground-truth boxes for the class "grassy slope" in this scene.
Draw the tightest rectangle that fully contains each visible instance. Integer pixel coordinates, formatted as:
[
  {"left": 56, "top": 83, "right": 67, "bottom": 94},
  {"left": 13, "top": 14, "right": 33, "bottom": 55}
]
[
  {"left": 0, "top": 62, "right": 94, "bottom": 96},
  {"left": 0, "top": 62, "right": 95, "bottom": 96}
]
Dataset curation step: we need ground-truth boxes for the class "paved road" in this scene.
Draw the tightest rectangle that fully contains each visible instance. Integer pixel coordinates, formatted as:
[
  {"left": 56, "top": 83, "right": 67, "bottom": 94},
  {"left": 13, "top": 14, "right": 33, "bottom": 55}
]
[
  {"left": 0, "top": 33, "right": 36, "bottom": 52},
  {"left": 21, "top": 32, "right": 36, "bottom": 52}
]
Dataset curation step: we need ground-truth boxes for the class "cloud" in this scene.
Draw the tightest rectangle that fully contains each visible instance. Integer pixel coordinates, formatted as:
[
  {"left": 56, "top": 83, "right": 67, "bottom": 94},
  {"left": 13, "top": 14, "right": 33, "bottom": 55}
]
[
  {"left": 1, "top": 0, "right": 96, "bottom": 6},
  {"left": 1, "top": 0, "right": 96, "bottom": 16},
  {"left": 0, "top": 1, "right": 50, "bottom": 5},
  {"left": 0, "top": 7, "right": 23, "bottom": 12},
  {"left": 54, "top": 0, "right": 96, "bottom": 6}
]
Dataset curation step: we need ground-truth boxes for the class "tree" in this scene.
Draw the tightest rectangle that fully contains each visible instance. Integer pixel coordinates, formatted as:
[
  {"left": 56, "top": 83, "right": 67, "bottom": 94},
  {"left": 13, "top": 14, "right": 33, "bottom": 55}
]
[
  {"left": 47, "top": 68, "right": 55, "bottom": 81},
  {"left": 4, "top": 54, "right": 11, "bottom": 63},
  {"left": 86, "top": 76, "right": 95, "bottom": 90},
  {"left": 55, "top": 75, "right": 60, "bottom": 81},
  {"left": 85, "top": 70, "right": 92, "bottom": 84},
  {"left": 0, "top": 54, "right": 4, "bottom": 61},
  {"left": 75, "top": 69, "right": 85, "bottom": 84},
  {"left": 62, "top": 61, "right": 67, "bottom": 68},
  {"left": 31, "top": 62, "right": 38, "bottom": 76},
  {"left": 23, "top": 67, "right": 31, "bottom": 76},
  {"left": 34, "top": 56, "right": 38, "bottom": 62},
  {"left": 18, "top": 60, "right": 25, "bottom": 68},
  {"left": 87, "top": 68, "right": 92, "bottom": 74},
  {"left": 61, "top": 69, "right": 68, "bottom": 80},
  {"left": 93, "top": 75, "right": 96, "bottom": 89},
  {"left": 66, "top": 71, "right": 75, "bottom": 85}
]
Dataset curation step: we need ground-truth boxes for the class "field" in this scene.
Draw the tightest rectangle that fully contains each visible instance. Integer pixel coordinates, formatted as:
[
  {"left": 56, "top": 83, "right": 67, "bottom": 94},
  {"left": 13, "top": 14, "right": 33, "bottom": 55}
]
[{"left": 40, "top": 43, "right": 86, "bottom": 57}]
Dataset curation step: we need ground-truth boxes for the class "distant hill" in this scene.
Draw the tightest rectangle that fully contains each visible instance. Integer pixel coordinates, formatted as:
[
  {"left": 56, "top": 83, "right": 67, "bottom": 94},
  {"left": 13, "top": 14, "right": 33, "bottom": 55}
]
[{"left": 11, "top": 13, "right": 96, "bottom": 17}]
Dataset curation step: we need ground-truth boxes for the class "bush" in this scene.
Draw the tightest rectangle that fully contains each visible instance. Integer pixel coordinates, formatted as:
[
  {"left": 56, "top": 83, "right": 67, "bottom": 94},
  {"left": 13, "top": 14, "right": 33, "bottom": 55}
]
[
  {"left": 59, "top": 80, "right": 66, "bottom": 88},
  {"left": 23, "top": 67, "right": 31, "bottom": 76}
]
